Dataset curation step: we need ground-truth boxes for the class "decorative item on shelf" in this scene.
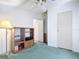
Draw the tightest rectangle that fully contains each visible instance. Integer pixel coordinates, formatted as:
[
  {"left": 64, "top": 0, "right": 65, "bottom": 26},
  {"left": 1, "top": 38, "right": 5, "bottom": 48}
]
[
  {"left": 0, "top": 20, "right": 13, "bottom": 57},
  {"left": 15, "top": 45, "right": 18, "bottom": 52}
]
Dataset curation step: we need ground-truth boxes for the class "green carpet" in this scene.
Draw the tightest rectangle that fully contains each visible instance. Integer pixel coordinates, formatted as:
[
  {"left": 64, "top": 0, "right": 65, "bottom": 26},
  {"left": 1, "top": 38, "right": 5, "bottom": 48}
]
[{"left": 0, "top": 43, "right": 79, "bottom": 59}]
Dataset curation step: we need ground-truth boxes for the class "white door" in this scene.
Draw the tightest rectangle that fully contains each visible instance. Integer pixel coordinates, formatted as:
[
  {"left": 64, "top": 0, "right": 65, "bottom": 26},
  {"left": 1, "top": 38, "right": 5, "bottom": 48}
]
[
  {"left": 0, "top": 29, "right": 6, "bottom": 55},
  {"left": 57, "top": 11, "right": 72, "bottom": 50},
  {"left": 33, "top": 19, "right": 43, "bottom": 43}
]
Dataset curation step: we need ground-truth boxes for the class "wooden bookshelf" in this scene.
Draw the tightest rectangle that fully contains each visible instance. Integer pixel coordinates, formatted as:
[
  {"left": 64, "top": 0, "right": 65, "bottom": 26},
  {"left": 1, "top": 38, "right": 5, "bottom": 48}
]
[{"left": 11, "top": 27, "right": 34, "bottom": 53}]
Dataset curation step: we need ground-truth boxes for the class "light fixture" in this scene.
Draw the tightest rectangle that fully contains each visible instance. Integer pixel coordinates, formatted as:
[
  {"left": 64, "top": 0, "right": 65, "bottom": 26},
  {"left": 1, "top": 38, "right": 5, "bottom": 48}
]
[
  {"left": 0, "top": 20, "right": 12, "bottom": 28},
  {"left": 0, "top": 20, "right": 13, "bottom": 57},
  {"left": 32, "top": 0, "right": 47, "bottom": 12}
]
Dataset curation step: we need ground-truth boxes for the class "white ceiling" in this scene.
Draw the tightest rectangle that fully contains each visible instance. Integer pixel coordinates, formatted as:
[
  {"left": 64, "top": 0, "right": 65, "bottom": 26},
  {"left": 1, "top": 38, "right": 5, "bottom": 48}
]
[
  {"left": 0, "top": 0, "right": 26, "bottom": 6},
  {"left": 20, "top": 0, "right": 47, "bottom": 13},
  {"left": 0, "top": 0, "right": 77, "bottom": 14},
  {"left": 0, "top": 0, "right": 47, "bottom": 14}
]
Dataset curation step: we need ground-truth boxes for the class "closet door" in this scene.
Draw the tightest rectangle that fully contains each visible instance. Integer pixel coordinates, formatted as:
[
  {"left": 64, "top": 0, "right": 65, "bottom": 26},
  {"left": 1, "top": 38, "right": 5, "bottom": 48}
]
[{"left": 57, "top": 11, "right": 72, "bottom": 50}]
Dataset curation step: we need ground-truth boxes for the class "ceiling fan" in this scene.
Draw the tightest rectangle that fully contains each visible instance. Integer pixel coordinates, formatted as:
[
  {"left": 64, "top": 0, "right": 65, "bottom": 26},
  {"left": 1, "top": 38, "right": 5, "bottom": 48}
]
[
  {"left": 35, "top": 0, "right": 46, "bottom": 5},
  {"left": 32, "top": 0, "right": 47, "bottom": 12}
]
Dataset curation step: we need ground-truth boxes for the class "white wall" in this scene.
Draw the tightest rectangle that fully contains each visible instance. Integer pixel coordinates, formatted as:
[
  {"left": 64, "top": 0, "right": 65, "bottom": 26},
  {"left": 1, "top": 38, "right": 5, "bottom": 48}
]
[
  {"left": 0, "top": 9, "right": 39, "bottom": 28},
  {"left": 47, "top": 0, "right": 79, "bottom": 52},
  {"left": 47, "top": 7, "right": 57, "bottom": 47}
]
